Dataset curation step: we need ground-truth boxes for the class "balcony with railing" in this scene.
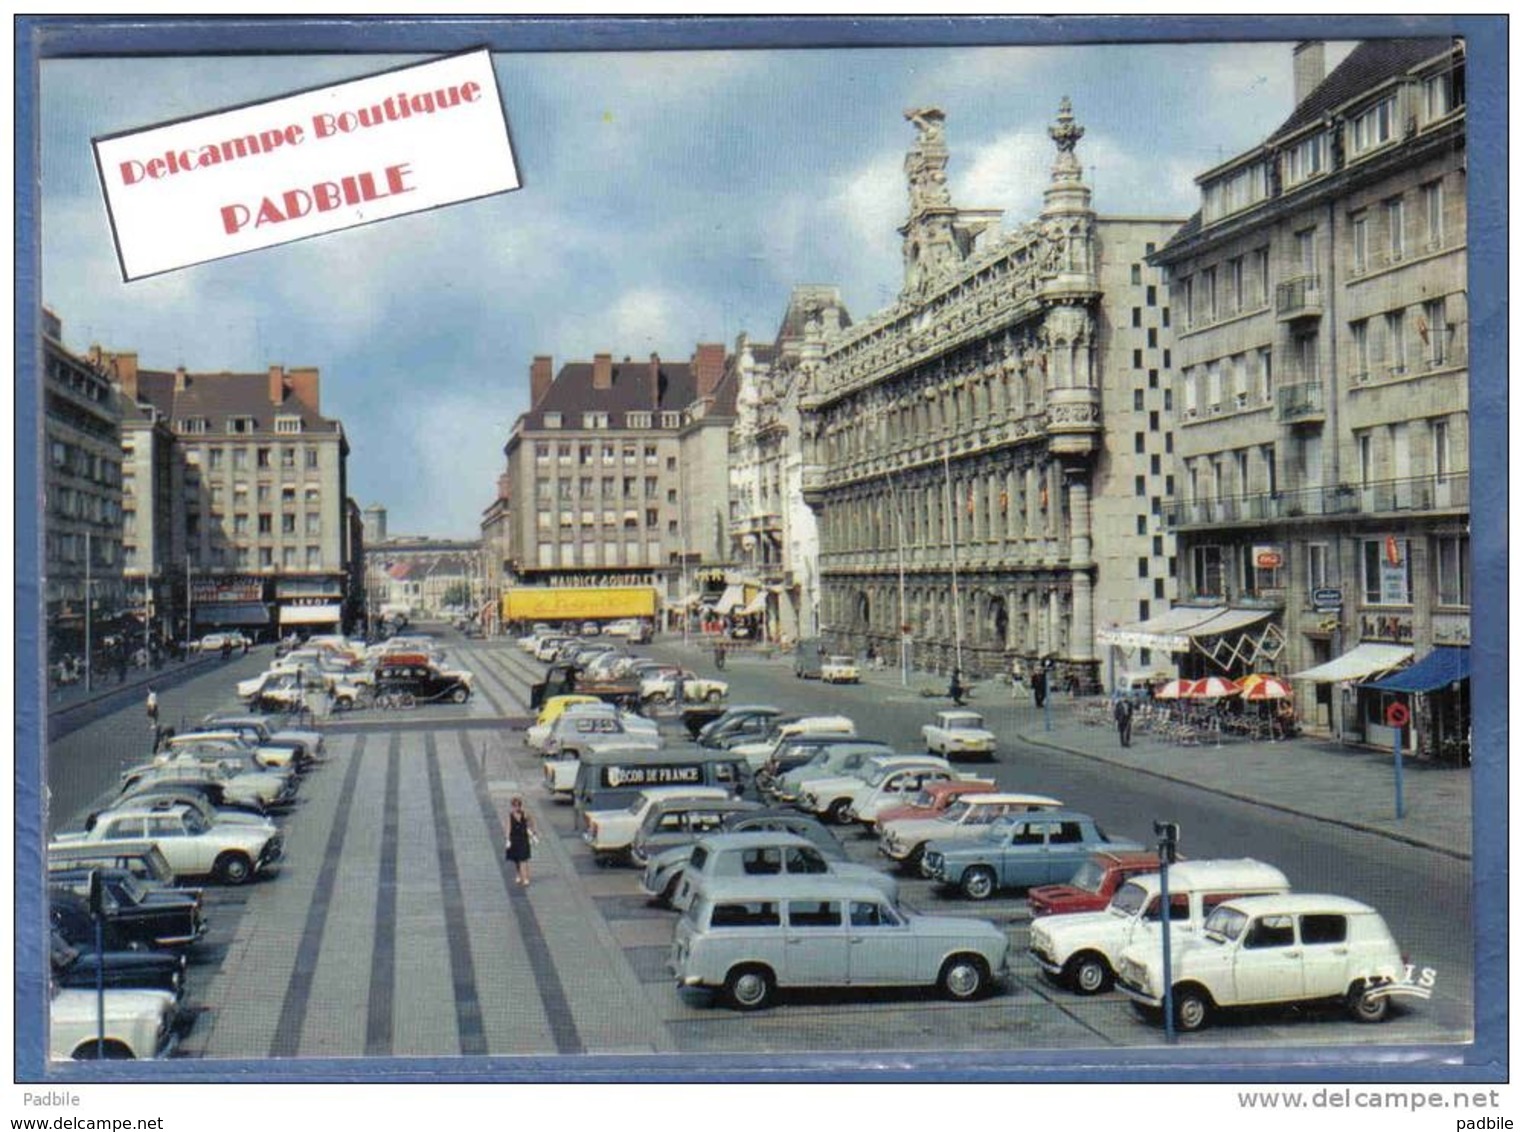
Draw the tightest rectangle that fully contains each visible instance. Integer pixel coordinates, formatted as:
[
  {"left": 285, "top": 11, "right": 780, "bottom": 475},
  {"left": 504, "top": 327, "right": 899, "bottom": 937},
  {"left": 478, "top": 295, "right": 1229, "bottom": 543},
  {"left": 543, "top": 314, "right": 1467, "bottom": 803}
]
[
  {"left": 1275, "top": 275, "right": 1323, "bottom": 321},
  {"left": 1162, "top": 471, "right": 1470, "bottom": 529},
  {"left": 1276, "top": 380, "right": 1325, "bottom": 424}
]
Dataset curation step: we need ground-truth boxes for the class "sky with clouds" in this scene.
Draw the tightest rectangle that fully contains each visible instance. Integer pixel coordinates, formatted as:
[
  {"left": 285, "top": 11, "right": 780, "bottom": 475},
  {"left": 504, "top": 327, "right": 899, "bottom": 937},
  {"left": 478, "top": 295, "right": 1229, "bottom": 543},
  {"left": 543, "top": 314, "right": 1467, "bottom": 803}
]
[{"left": 39, "top": 30, "right": 1355, "bottom": 537}]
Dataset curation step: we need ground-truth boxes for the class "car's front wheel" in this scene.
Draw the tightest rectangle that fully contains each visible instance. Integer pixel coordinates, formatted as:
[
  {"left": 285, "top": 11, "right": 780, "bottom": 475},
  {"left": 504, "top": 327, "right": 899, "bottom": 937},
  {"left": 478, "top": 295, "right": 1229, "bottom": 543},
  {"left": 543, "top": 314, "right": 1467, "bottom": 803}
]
[
  {"left": 825, "top": 798, "right": 854, "bottom": 825},
  {"left": 215, "top": 851, "right": 253, "bottom": 885},
  {"left": 705, "top": 688, "right": 723, "bottom": 703},
  {"left": 450, "top": 686, "right": 469, "bottom": 704},
  {"left": 1066, "top": 951, "right": 1113, "bottom": 995},
  {"left": 938, "top": 954, "right": 991, "bottom": 1001},
  {"left": 724, "top": 964, "right": 775, "bottom": 1011},
  {"left": 959, "top": 865, "right": 997, "bottom": 901},
  {"left": 1173, "top": 985, "right": 1212, "bottom": 1032}
]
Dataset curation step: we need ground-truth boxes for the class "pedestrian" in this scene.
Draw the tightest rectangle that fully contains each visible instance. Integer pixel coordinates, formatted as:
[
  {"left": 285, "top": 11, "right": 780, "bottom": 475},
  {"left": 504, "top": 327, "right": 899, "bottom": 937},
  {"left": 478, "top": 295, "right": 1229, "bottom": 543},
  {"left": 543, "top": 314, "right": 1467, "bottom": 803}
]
[
  {"left": 1114, "top": 696, "right": 1134, "bottom": 748},
  {"left": 220, "top": 639, "right": 233, "bottom": 662},
  {"left": 146, "top": 687, "right": 159, "bottom": 731},
  {"left": 714, "top": 644, "right": 726, "bottom": 671},
  {"left": 503, "top": 796, "right": 539, "bottom": 886},
  {"left": 948, "top": 667, "right": 967, "bottom": 707},
  {"left": 1032, "top": 668, "right": 1048, "bottom": 708}
]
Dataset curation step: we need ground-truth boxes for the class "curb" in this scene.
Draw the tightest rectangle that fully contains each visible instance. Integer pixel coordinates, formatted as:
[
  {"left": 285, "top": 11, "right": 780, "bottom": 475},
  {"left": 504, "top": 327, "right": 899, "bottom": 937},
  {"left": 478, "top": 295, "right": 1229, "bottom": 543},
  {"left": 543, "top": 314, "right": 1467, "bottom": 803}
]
[{"left": 1014, "top": 728, "right": 1471, "bottom": 863}]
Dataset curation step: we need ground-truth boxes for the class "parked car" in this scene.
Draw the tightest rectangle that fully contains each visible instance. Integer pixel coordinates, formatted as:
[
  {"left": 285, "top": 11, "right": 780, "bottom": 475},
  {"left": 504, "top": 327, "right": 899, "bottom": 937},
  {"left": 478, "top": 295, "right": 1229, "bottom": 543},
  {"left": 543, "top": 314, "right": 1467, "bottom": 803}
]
[
  {"left": 670, "top": 830, "right": 899, "bottom": 912},
  {"left": 869, "top": 778, "right": 998, "bottom": 832},
  {"left": 373, "top": 659, "right": 473, "bottom": 704},
  {"left": 161, "top": 729, "right": 297, "bottom": 772},
  {"left": 797, "top": 755, "right": 957, "bottom": 826},
  {"left": 844, "top": 762, "right": 988, "bottom": 825},
  {"left": 879, "top": 792, "right": 1063, "bottom": 869},
  {"left": 583, "top": 786, "right": 735, "bottom": 863},
  {"left": 641, "top": 670, "right": 729, "bottom": 705},
  {"left": 640, "top": 809, "right": 849, "bottom": 907},
  {"left": 820, "top": 655, "right": 861, "bottom": 684},
  {"left": 49, "top": 882, "right": 206, "bottom": 953},
  {"left": 116, "top": 776, "right": 269, "bottom": 819},
  {"left": 731, "top": 715, "right": 858, "bottom": 772},
  {"left": 921, "top": 710, "right": 999, "bottom": 760},
  {"left": 696, "top": 706, "right": 784, "bottom": 749},
  {"left": 52, "top": 800, "right": 283, "bottom": 885},
  {"left": 543, "top": 709, "right": 661, "bottom": 760},
  {"left": 1027, "top": 858, "right": 1290, "bottom": 994},
  {"left": 47, "top": 841, "right": 179, "bottom": 888},
  {"left": 526, "top": 695, "right": 608, "bottom": 750},
  {"left": 90, "top": 790, "right": 277, "bottom": 834},
  {"left": 51, "top": 931, "right": 186, "bottom": 998},
  {"left": 1027, "top": 850, "right": 1169, "bottom": 918},
  {"left": 923, "top": 811, "right": 1143, "bottom": 901},
  {"left": 199, "top": 712, "right": 324, "bottom": 767},
  {"left": 118, "top": 759, "right": 294, "bottom": 812},
  {"left": 670, "top": 876, "right": 1008, "bottom": 1010},
  {"left": 49, "top": 984, "right": 181, "bottom": 1060},
  {"left": 757, "top": 737, "right": 893, "bottom": 793},
  {"left": 1116, "top": 894, "right": 1406, "bottom": 1031},
  {"left": 628, "top": 796, "right": 765, "bottom": 866},
  {"left": 765, "top": 739, "right": 895, "bottom": 804}
]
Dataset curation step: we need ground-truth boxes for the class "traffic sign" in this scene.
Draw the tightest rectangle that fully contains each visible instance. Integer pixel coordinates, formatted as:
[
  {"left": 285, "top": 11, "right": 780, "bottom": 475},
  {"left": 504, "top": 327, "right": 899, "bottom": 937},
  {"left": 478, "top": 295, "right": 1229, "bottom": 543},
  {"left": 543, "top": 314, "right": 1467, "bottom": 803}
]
[{"left": 1385, "top": 702, "right": 1411, "bottom": 728}]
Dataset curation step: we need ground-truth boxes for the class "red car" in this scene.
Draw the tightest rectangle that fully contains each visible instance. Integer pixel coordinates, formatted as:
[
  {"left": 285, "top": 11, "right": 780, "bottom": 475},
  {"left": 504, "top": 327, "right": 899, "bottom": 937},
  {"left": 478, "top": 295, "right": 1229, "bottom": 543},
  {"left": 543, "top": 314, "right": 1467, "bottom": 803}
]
[
  {"left": 1027, "top": 850, "right": 1166, "bottom": 917},
  {"left": 870, "top": 778, "right": 996, "bottom": 834}
]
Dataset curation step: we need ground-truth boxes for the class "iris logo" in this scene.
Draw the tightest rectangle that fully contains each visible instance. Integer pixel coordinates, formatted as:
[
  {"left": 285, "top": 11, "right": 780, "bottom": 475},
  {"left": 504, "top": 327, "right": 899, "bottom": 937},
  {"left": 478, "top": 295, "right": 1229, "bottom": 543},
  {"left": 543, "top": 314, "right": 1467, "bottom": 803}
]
[{"left": 1367, "top": 964, "right": 1437, "bottom": 1001}]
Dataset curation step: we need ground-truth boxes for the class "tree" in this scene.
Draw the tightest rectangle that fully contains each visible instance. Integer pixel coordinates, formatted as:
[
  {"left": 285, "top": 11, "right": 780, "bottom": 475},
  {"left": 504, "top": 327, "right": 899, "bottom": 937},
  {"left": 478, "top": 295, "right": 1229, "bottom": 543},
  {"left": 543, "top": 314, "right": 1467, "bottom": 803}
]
[{"left": 441, "top": 581, "right": 473, "bottom": 610}]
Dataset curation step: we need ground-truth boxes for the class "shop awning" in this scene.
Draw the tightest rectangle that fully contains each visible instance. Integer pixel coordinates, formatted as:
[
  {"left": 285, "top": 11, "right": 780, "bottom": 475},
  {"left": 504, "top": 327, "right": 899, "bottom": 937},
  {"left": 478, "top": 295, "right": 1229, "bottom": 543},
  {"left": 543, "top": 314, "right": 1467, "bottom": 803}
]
[
  {"left": 740, "top": 592, "right": 769, "bottom": 616},
  {"left": 279, "top": 603, "right": 344, "bottom": 626},
  {"left": 1364, "top": 647, "right": 1469, "bottom": 694},
  {"left": 1098, "top": 606, "right": 1270, "bottom": 653},
  {"left": 714, "top": 584, "right": 745, "bottom": 615},
  {"left": 1291, "top": 643, "right": 1413, "bottom": 684},
  {"left": 193, "top": 602, "right": 270, "bottom": 626}
]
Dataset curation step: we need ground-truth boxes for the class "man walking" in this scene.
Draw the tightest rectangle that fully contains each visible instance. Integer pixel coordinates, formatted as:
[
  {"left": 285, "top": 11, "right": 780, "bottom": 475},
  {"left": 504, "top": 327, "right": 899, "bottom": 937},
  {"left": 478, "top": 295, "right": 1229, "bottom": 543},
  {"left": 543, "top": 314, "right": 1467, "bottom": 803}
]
[
  {"left": 1032, "top": 668, "right": 1047, "bottom": 709},
  {"left": 146, "top": 687, "right": 159, "bottom": 731},
  {"left": 1114, "top": 696, "right": 1135, "bottom": 748}
]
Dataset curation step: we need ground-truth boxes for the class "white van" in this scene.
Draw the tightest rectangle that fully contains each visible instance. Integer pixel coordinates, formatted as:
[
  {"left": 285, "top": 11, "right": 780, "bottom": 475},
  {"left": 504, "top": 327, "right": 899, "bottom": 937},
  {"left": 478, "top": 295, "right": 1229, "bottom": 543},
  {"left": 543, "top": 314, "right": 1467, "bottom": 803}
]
[{"left": 1027, "top": 858, "right": 1290, "bottom": 995}]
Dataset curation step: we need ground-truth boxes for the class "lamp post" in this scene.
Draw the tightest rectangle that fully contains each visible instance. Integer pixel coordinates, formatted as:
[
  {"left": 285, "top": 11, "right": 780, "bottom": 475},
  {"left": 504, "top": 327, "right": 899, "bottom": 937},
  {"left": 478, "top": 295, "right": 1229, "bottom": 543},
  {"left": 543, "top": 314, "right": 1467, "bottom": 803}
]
[
  {"left": 942, "top": 442, "right": 965, "bottom": 673},
  {"left": 885, "top": 476, "right": 910, "bottom": 687}
]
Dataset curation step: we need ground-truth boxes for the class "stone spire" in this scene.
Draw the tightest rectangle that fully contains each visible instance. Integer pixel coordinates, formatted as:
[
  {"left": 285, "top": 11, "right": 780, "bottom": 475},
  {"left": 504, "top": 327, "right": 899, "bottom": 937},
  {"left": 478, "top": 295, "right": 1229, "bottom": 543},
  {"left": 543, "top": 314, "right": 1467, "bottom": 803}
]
[{"left": 899, "top": 106, "right": 960, "bottom": 298}]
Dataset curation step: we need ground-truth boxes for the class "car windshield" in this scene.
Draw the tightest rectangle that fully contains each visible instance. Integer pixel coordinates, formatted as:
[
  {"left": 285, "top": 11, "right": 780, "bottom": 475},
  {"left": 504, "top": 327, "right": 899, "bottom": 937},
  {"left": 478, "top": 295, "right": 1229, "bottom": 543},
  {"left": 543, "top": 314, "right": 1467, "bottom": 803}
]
[
  {"left": 941, "top": 801, "right": 971, "bottom": 823},
  {"left": 949, "top": 716, "right": 982, "bottom": 730},
  {"left": 627, "top": 797, "right": 648, "bottom": 815},
  {"left": 979, "top": 816, "right": 1018, "bottom": 842},
  {"left": 182, "top": 809, "right": 210, "bottom": 834},
  {"left": 1203, "top": 905, "right": 1248, "bottom": 943},
  {"left": 1109, "top": 881, "right": 1149, "bottom": 917},
  {"left": 906, "top": 789, "right": 936, "bottom": 809},
  {"left": 865, "top": 766, "right": 895, "bottom": 788},
  {"left": 828, "top": 656, "right": 853, "bottom": 665},
  {"left": 1066, "top": 860, "right": 1107, "bottom": 893},
  {"left": 116, "top": 873, "right": 148, "bottom": 902}
]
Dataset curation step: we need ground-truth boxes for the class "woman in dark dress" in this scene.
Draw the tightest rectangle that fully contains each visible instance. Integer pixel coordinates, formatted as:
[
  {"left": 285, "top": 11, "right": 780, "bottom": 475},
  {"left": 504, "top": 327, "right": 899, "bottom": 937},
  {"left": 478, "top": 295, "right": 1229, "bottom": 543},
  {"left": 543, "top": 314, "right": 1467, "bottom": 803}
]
[{"left": 504, "top": 797, "right": 538, "bottom": 887}]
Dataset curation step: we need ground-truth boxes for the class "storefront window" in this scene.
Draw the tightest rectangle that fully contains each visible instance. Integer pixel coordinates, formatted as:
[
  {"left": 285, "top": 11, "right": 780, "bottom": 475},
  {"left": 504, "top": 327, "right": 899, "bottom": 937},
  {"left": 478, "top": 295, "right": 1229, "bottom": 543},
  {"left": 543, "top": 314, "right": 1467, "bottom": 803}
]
[{"left": 1362, "top": 538, "right": 1412, "bottom": 605}]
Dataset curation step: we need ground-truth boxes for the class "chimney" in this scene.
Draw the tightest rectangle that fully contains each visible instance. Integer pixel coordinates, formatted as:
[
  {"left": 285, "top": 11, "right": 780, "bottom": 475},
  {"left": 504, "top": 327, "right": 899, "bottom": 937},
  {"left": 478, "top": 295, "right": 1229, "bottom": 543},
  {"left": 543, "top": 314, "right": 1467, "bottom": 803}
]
[
  {"left": 1293, "top": 41, "right": 1326, "bottom": 107},
  {"left": 268, "top": 364, "right": 286, "bottom": 405},
  {"left": 530, "top": 355, "right": 553, "bottom": 406},
  {"left": 648, "top": 353, "right": 661, "bottom": 407},
  {"left": 593, "top": 352, "right": 614, "bottom": 391},
  {"left": 111, "top": 351, "right": 140, "bottom": 401},
  {"left": 174, "top": 366, "right": 188, "bottom": 393},
  {"left": 691, "top": 343, "right": 726, "bottom": 401},
  {"left": 287, "top": 366, "right": 320, "bottom": 413}
]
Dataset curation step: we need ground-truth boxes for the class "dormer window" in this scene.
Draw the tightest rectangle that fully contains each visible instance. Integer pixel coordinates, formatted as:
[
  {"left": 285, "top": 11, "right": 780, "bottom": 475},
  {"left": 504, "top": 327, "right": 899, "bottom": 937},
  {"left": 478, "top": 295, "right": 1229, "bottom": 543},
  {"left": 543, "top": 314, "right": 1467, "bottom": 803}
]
[
  {"left": 274, "top": 415, "right": 303, "bottom": 434},
  {"left": 1201, "top": 161, "right": 1268, "bottom": 223},
  {"left": 627, "top": 412, "right": 652, "bottom": 429},
  {"left": 227, "top": 415, "right": 257, "bottom": 434},
  {"left": 1282, "top": 132, "right": 1329, "bottom": 187},
  {"left": 660, "top": 412, "right": 682, "bottom": 429},
  {"left": 542, "top": 412, "right": 562, "bottom": 429},
  {"left": 1348, "top": 96, "right": 1397, "bottom": 157},
  {"left": 177, "top": 417, "right": 210, "bottom": 434}
]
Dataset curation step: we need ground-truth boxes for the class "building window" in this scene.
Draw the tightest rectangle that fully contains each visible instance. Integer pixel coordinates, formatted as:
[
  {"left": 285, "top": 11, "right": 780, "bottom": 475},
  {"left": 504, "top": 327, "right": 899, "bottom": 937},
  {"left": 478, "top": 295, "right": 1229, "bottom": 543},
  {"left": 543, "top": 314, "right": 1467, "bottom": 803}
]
[
  {"left": 626, "top": 412, "right": 651, "bottom": 429},
  {"left": 1131, "top": 308, "right": 1142, "bottom": 328},
  {"left": 305, "top": 513, "right": 320, "bottom": 534},
  {"left": 1422, "top": 298, "right": 1448, "bottom": 367},
  {"left": 644, "top": 444, "right": 658, "bottom": 465},
  {"left": 1362, "top": 538, "right": 1412, "bottom": 605},
  {"left": 1134, "top": 432, "right": 1146, "bottom": 454},
  {"left": 280, "top": 514, "right": 295, "bottom": 534},
  {"left": 542, "top": 412, "right": 562, "bottom": 429},
  {"left": 232, "top": 448, "right": 248, "bottom": 470},
  {"left": 1434, "top": 535, "right": 1470, "bottom": 606},
  {"left": 306, "top": 449, "right": 319, "bottom": 469},
  {"left": 1146, "top": 284, "right": 1157, "bottom": 306},
  {"left": 234, "top": 514, "right": 249, "bottom": 535},
  {"left": 660, "top": 412, "right": 681, "bottom": 428},
  {"left": 1261, "top": 445, "right": 1277, "bottom": 495},
  {"left": 1283, "top": 131, "right": 1328, "bottom": 185},
  {"left": 1306, "top": 542, "right": 1331, "bottom": 590},
  {"left": 1294, "top": 331, "right": 1319, "bottom": 384},
  {"left": 1423, "top": 66, "right": 1464, "bottom": 123},
  {"left": 666, "top": 488, "right": 678, "bottom": 504},
  {"left": 206, "top": 448, "right": 223, "bottom": 470},
  {"left": 1432, "top": 418, "right": 1451, "bottom": 479},
  {"left": 1192, "top": 545, "right": 1224, "bottom": 598},
  {"left": 1227, "top": 256, "right": 1244, "bottom": 313},
  {"left": 1256, "top": 348, "right": 1272, "bottom": 401},
  {"left": 1357, "top": 432, "right": 1374, "bottom": 486},
  {"left": 1350, "top": 96, "right": 1396, "bottom": 156},
  {"left": 1181, "top": 277, "right": 1193, "bottom": 330},
  {"left": 274, "top": 415, "right": 302, "bottom": 434},
  {"left": 256, "top": 447, "right": 271, "bottom": 468},
  {"left": 1351, "top": 320, "right": 1370, "bottom": 380},
  {"left": 1137, "top": 557, "right": 1149, "bottom": 579},
  {"left": 1202, "top": 266, "right": 1218, "bottom": 321},
  {"left": 535, "top": 443, "right": 549, "bottom": 462},
  {"left": 1147, "top": 327, "right": 1158, "bottom": 348},
  {"left": 281, "top": 546, "right": 296, "bottom": 568},
  {"left": 1351, "top": 212, "right": 1368, "bottom": 274},
  {"left": 1131, "top": 264, "right": 1142, "bottom": 285},
  {"left": 258, "top": 513, "right": 272, "bottom": 534},
  {"left": 666, "top": 456, "right": 677, "bottom": 471},
  {"left": 1421, "top": 181, "right": 1444, "bottom": 250},
  {"left": 1205, "top": 361, "right": 1221, "bottom": 409},
  {"left": 1385, "top": 309, "right": 1407, "bottom": 375},
  {"left": 259, "top": 547, "right": 274, "bottom": 568},
  {"left": 582, "top": 412, "right": 609, "bottom": 429},
  {"left": 306, "top": 546, "right": 321, "bottom": 569},
  {"left": 1295, "top": 227, "right": 1317, "bottom": 278},
  {"left": 1384, "top": 196, "right": 1406, "bottom": 263}
]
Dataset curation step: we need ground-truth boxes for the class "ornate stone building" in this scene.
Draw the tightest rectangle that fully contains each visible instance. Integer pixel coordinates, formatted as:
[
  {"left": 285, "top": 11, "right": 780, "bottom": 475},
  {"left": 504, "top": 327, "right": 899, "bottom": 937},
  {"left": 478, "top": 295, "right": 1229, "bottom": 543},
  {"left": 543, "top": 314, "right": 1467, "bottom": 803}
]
[
  {"left": 727, "top": 285, "right": 851, "bottom": 643},
  {"left": 1149, "top": 39, "right": 1468, "bottom": 749},
  {"left": 801, "top": 103, "right": 1184, "bottom": 686}
]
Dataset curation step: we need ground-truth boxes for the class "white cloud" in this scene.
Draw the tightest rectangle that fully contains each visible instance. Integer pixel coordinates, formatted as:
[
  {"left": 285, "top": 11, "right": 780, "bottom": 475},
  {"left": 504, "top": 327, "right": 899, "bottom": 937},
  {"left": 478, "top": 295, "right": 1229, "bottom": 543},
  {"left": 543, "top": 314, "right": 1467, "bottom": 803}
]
[
  {"left": 830, "top": 150, "right": 905, "bottom": 254},
  {"left": 399, "top": 388, "right": 513, "bottom": 534},
  {"left": 959, "top": 129, "right": 1051, "bottom": 218}
]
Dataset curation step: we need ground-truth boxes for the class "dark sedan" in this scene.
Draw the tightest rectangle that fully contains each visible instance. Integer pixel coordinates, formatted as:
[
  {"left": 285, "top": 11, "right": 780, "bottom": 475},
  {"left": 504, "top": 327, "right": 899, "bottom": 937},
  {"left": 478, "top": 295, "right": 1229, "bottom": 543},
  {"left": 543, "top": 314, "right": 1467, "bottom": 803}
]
[
  {"left": 51, "top": 931, "right": 186, "bottom": 998},
  {"left": 50, "top": 873, "right": 206, "bottom": 951}
]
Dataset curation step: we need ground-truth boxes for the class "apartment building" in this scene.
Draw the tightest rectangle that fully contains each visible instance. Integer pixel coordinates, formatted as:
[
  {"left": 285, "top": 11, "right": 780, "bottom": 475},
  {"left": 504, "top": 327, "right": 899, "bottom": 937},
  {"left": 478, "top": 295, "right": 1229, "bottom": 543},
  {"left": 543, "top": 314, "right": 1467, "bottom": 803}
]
[{"left": 1149, "top": 39, "right": 1468, "bottom": 749}]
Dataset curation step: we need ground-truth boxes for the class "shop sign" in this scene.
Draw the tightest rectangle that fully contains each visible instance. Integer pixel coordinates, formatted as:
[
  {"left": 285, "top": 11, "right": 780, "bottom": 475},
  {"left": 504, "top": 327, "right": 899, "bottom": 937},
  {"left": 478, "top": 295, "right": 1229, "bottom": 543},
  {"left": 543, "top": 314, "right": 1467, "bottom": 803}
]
[
  {"left": 1253, "top": 545, "right": 1284, "bottom": 570},
  {"left": 1360, "top": 613, "right": 1413, "bottom": 643},
  {"left": 190, "top": 576, "right": 264, "bottom": 603}
]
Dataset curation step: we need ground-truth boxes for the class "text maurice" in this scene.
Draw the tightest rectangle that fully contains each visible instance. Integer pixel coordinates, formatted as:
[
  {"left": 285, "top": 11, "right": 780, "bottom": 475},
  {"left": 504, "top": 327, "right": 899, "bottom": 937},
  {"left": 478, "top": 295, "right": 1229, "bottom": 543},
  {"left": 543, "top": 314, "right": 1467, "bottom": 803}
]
[{"left": 111, "top": 83, "right": 482, "bottom": 234}]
